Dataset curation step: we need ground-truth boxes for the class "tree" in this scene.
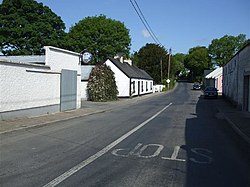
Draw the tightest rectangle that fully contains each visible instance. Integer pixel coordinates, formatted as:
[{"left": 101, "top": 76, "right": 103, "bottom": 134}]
[
  {"left": 171, "top": 53, "right": 186, "bottom": 78},
  {"left": 184, "top": 46, "right": 212, "bottom": 82},
  {"left": 87, "top": 64, "right": 118, "bottom": 102},
  {"left": 130, "top": 51, "right": 139, "bottom": 66},
  {"left": 0, "top": 0, "right": 66, "bottom": 55},
  {"left": 208, "top": 34, "right": 247, "bottom": 67},
  {"left": 136, "top": 43, "right": 168, "bottom": 84},
  {"left": 65, "top": 15, "right": 131, "bottom": 63}
]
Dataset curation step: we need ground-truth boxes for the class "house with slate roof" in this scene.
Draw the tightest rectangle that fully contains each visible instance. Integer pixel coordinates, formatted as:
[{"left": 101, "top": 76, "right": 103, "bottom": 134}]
[{"left": 105, "top": 57, "right": 153, "bottom": 97}]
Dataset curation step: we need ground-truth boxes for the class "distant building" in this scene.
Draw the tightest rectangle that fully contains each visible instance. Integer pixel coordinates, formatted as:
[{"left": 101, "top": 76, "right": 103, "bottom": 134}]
[
  {"left": 223, "top": 43, "right": 250, "bottom": 112},
  {"left": 205, "top": 67, "right": 223, "bottom": 94},
  {"left": 105, "top": 57, "right": 154, "bottom": 97}
]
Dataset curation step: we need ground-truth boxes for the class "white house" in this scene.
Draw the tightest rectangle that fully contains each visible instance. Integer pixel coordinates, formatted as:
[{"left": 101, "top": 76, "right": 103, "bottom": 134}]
[
  {"left": 105, "top": 57, "right": 153, "bottom": 97},
  {"left": 0, "top": 46, "right": 82, "bottom": 120},
  {"left": 223, "top": 43, "right": 250, "bottom": 112},
  {"left": 205, "top": 67, "right": 223, "bottom": 94}
]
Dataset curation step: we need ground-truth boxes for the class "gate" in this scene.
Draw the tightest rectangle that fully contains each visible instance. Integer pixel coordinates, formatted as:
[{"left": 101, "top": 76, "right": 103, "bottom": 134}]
[{"left": 60, "top": 69, "right": 77, "bottom": 111}]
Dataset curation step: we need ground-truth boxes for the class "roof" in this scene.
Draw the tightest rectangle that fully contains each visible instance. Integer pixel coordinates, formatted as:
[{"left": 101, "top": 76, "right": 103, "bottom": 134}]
[
  {"left": 107, "top": 57, "right": 153, "bottom": 80},
  {"left": 0, "top": 55, "right": 45, "bottom": 64},
  {"left": 227, "top": 41, "right": 250, "bottom": 63},
  {"left": 205, "top": 67, "right": 223, "bottom": 79}
]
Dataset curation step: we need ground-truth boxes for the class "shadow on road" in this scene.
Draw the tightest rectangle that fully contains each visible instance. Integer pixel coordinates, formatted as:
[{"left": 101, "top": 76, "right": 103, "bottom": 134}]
[{"left": 184, "top": 95, "right": 250, "bottom": 186}]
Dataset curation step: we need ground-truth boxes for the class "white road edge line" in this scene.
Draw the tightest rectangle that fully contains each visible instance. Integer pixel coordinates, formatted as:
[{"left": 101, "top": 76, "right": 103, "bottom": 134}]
[{"left": 43, "top": 103, "right": 173, "bottom": 187}]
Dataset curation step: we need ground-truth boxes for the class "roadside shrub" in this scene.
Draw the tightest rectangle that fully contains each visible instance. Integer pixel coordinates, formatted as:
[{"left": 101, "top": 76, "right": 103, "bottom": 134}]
[
  {"left": 87, "top": 64, "right": 118, "bottom": 102},
  {"left": 162, "top": 78, "right": 176, "bottom": 91}
]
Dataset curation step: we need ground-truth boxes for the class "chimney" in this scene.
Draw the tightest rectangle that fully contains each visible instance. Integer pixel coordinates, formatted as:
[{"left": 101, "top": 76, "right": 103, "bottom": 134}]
[
  {"left": 114, "top": 55, "right": 124, "bottom": 63},
  {"left": 124, "top": 59, "right": 132, "bottom": 66}
]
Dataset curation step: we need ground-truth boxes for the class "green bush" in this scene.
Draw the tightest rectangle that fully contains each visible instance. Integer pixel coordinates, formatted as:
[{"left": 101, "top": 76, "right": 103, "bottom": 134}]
[
  {"left": 87, "top": 64, "right": 118, "bottom": 102},
  {"left": 162, "top": 78, "right": 176, "bottom": 91}
]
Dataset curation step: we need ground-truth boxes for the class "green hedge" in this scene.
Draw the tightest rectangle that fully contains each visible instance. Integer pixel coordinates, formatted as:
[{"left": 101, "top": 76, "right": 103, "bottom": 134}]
[{"left": 87, "top": 64, "right": 118, "bottom": 102}]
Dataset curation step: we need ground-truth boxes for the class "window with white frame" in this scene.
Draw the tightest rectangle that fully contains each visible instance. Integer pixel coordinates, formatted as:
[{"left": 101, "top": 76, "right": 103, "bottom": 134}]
[{"left": 131, "top": 81, "right": 135, "bottom": 94}]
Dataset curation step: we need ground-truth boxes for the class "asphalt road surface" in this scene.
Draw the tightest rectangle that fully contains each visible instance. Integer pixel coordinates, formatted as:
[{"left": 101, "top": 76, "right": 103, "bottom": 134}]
[{"left": 1, "top": 82, "right": 250, "bottom": 187}]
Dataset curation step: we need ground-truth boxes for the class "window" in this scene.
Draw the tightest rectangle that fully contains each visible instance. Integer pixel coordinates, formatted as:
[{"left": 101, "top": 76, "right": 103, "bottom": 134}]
[
  {"left": 141, "top": 81, "right": 143, "bottom": 92},
  {"left": 146, "top": 82, "right": 148, "bottom": 91},
  {"left": 131, "top": 81, "right": 135, "bottom": 94}
]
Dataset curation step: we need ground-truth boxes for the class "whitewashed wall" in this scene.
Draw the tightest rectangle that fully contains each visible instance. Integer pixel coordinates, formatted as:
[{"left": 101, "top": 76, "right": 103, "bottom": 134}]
[
  {"left": 105, "top": 59, "right": 130, "bottom": 97},
  {"left": 44, "top": 46, "right": 81, "bottom": 108},
  {"left": 0, "top": 46, "right": 82, "bottom": 120},
  {"left": 80, "top": 82, "right": 88, "bottom": 100},
  {"left": 223, "top": 44, "right": 250, "bottom": 110},
  {"left": 153, "top": 84, "right": 165, "bottom": 93},
  {"left": 126, "top": 79, "right": 154, "bottom": 97},
  {"left": 0, "top": 62, "right": 60, "bottom": 119}
]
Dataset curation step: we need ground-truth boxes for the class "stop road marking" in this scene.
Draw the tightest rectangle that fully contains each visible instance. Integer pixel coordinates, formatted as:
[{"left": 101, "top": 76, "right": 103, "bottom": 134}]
[{"left": 111, "top": 143, "right": 213, "bottom": 164}]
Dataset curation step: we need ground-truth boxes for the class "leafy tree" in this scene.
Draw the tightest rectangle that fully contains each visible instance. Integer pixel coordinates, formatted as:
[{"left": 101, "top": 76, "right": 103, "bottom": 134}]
[
  {"left": 208, "top": 34, "right": 247, "bottom": 67},
  {"left": 87, "top": 64, "right": 118, "bottom": 102},
  {"left": 171, "top": 53, "right": 186, "bottom": 78},
  {"left": 65, "top": 15, "right": 131, "bottom": 63},
  {"left": 130, "top": 51, "right": 139, "bottom": 66},
  {"left": 184, "top": 46, "right": 212, "bottom": 82},
  {"left": 136, "top": 43, "right": 168, "bottom": 84},
  {"left": 0, "top": 0, "right": 66, "bottom": 55}
]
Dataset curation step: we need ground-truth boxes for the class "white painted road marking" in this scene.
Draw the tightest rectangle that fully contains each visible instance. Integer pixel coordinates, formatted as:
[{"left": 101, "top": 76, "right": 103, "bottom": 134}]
[
  {"left": 112, "top": 144, "right": 186, "bottom": 162},
  {"left": 112, "top": 144, "right": 213, "bottom": 164},
  {"left": 171, "top": 146, "right": 181, "bottom": 159},
  {"left": 161, "top": 157, "right": 186, "bottom": 162},
  {"left": 136, "top": 144, "right": 164, "bottom": 158},
  {"left": 112, "top": 143, "right": 164, "bottom": 158},
  {"left": 43, "top": 103, "right": 172, "bottom": 187},
  {"left": 111, "top": 143, "right": 143, "bottom": 157},
  {"left": 162, "top": 146, "right": 186, "bottom": 162}
]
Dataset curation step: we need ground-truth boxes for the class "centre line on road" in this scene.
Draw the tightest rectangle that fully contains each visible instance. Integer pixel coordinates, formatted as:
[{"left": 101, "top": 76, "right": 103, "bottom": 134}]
[{"left": 43, "top": 103, "right": 172, "bottom": 187}]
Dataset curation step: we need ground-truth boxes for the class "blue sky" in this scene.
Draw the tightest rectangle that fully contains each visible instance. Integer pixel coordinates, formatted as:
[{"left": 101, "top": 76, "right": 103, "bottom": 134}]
[{"left": 2, "top": 0, "right": 250, "bottom": 54}]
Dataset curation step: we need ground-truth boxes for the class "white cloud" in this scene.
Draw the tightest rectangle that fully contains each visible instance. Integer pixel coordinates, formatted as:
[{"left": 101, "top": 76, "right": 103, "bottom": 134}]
[{"left": 142, "top": 30, "right": 151, "bottom": 38}]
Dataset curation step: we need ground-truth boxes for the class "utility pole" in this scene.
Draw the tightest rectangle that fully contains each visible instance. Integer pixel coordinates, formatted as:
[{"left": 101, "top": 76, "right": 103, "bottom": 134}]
[{"left": 167, "top": 48, "right": 171, "bottom": 89}]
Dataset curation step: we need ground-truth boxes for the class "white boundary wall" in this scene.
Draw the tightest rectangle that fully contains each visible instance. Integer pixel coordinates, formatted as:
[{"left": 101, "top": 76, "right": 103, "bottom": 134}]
[
  {"left": 44, "top": 46, "right": 81, "bottom": 108},
  {"left": 0, "top": 62, "right": 60, "bottom": 112},
  {"left": 153, "top": 85, "right": 165, "bottom": 93},
  {"left": 0, "top": 46, "right": 81, "bottom": 120}
]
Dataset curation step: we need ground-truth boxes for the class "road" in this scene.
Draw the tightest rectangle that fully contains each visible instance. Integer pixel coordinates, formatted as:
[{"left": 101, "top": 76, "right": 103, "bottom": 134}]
[{"left": 0, "top": 82, "right": 250, "bottom": 187}]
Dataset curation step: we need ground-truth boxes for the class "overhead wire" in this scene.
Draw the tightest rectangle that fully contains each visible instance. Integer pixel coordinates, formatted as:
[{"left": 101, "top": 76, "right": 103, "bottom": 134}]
[
  {"left": 129, "top": 0, "right": 162, "bottom": 46},
  {"left": 132, "top": 0, "right": 162, "bottom": 46}
]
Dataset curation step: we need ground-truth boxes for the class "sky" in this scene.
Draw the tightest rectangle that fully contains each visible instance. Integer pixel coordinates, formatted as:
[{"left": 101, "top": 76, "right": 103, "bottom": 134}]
[{"left": 1, "top": 0, "right": 250, "bottom": 54}]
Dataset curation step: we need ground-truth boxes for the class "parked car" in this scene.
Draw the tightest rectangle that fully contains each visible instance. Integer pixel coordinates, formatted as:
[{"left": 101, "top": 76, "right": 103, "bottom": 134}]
[
  {"left": 204, "top": 86, "right": 218, "bottom": 99},
  {"left": 193, "top": 82, "right": 201, "bottom": 90}
]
